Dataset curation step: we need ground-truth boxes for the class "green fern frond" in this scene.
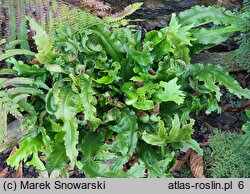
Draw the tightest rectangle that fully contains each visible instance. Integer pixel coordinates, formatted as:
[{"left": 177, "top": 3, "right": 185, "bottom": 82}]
[
  {"left": 0, "top": 93, "right": 29, "bottom": 134},
  {"left": 177, "top": 5, "right": 239, "bottom": 27},
  {"left": 0, "top": 77, "right": 49, "bottom": 90},
  {"left": 18, "top": 99, "right": 36, "bottom": 115},
  {"left": 103, "top": 2, "right": 143, "bottom": 25},
  {"left": 12, "top": 62, "right": 47, "bottom": 76},
  {"left": 0, "top": 39, "right": 6, "bottom": 46},
  {"left": 187, "top": 64, "right": 250, "bottom": 100},
  {"left": 28, "top": 16, "right": 56, "bottom": 64},
  {"left": 19, "top": 19, "right": 30, "bottom": 51},
  {"left": 5, "top": 40, "right": 27, "bottom": 50},
  {"left": 12, "top": 94, "right": 30, "bottom": 104},
  {"left": 0, "top": 69, "right": 16, "bottom": 75},
  {"left": 175, "top": 5, "right": 243, "bottom": 53},
  {"left": 0, "top": 99, "right": 8, "bottom": 140},
  {"left": 6, "top": 87, "right": 44, "bottom": 96},
  {"left": 9, "top": 104, "right": 23, "bottom": 120},
  {"left": 37, "top": 0, "right": 46, "bottom": 29},
  {"left": 0, "top": 2, "right": 4, "bottom": 39},
  {"left": 16, "top": 0, "right": 29, "bottom": 50},
  {"left": 63, "top": 0, "right": 111, "bottom": 17},
  {"left": 0, "top": 49, "right": 35, "bottom": 61},
  {"left": 53, "top": 2, "right": 103, "bottom": 32},
  {"left": 53, "top": 84, "right": 79, "bottom": 167},
  {"left": 7, "top": 134, "right": 45, "bottom": 170},
  {"left": 1, "top": 0, "right": 52, "bottom": 48},
  {"left": 8, "top": 0, "right": 17, "bottom": 41},
  {"left": 193, "top": 25, "right": 242, "bottom": 45},
  {"left": 236, "top": 0, "right": 250, "bottom": 71}
]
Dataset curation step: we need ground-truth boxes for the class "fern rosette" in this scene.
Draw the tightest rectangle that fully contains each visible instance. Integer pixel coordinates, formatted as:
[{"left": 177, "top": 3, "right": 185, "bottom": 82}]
[{"left": 0, "top": 4, "right": 249, "bottom": 177}]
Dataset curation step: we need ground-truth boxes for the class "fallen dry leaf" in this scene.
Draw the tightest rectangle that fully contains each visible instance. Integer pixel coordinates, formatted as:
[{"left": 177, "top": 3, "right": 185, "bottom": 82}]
[
  {"left": 14, "top": 162, "right": 23, "bottom": 178},
  {"left": 0, "top": 167, "right": 9, "bottom": 178},
  {"left": 221, "top": 104, "right": 230, "bottom": 112},
  {"left": 190, "top": 150, "right": 205, "bottom": 178},
  {"left": 236, "top": 72, "right": 247, "bottom": 88},
  {"left": 169, "top": 149, "right": 191, "bottom": 173},
  {"left": 29, "top": 58, "right": 40, "bottom": 64},
  {"left": 9, "top": 146, "right": 18, "bottom": 156}
]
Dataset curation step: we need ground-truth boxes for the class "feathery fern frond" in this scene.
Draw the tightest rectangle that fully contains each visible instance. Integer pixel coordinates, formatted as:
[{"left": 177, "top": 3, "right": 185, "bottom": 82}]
[
  {"left": 0, "top": 73, "right": 48, "bottom": 132},
  {"left": 0, "top": 99, "right": 8, "bottom": 140},
  {"left": 7, "top": 0, "right": 17, "bottom": 42},
  {"left": 0, "top": 0, "right": 143, "bottom": 52},
  {"left": 236, "top": 0, "right": 250, "bottom": 71},
  {"left": 103, "top": 2, "right": 143, "bottom": 26},
  {"left": 0, "top": 1, "right": 4, "bottom": 39},
  {"left": 207, "top": 130, "right": 250, "bottom": 177},
  {"left": 16, "top": 0, "right": 30, "bottom": 50},
  {"left": 52, "top": 1, "right": 103, "bottom": 32},
  {"left": 62, "top": 0, "right": 111, "bottom": 17}
]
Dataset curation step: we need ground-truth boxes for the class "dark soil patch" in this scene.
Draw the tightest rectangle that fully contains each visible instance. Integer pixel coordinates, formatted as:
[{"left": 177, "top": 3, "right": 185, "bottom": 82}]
[
  {"left": 0, "top": 151, "right": 39, "bottom": 178},
  {"left": 192, "top": 71, "right": 250, "bottom": 143},
  {"left": 0, "top": 151, "right": 85, "bottom": 178},
  {"left": 192, "top": 110, "right": 244, "bottom": 143}
]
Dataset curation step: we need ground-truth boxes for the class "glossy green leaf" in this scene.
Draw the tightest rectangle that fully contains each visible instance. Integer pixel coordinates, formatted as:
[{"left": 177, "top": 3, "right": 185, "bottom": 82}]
[
  {"left": 153, "top": 78, "right": 185, "bottom": 105},
  {"left": 95, "top": 75, "right": 114, "bottom": 84},
  {"left": 133, "top": 100, "right": 154, "bottom": 110},
  {"left": 28, "top": 17, "right": 57, "bottom": 64},
  {"left": 109, "top": 109, "right": 138, "bottom": 156},
  {"left": 75, "top": 75, "right": 102, "bottom": 130},
  {"left": 188, "top": 64, "right": 250, "bottom": 100},
  {"left": 7, "top": 133, "right": 44, "bottom": 170},
  {"left": 27, "top": 153, "right": 46, "bottom": 171},
  {"left": 177, "top": 5, "right": 238, "bottom": 27},
  {"left": 193, "top": 26, "right": 242, "bottom": 45},
  {"left": 186, "top": 139, "right": 203, "bottom": 155},
  {"left": 46, "top": 142, "right": 68, "bottom": 173},
  {"left": 12, "top": 60, "right": 47, "bottom": 76},
  {"left": 145, "top": 30, "right": 164, "bottom": 46},
  {"left": 142, "top": 132, "right": 166, "bottom": 146},
  {"left": 166, "top": 115, "right": 194, "bottom": 143},
  {"left": 54, "top": 84, "right": 79, "bottom": 166}
]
